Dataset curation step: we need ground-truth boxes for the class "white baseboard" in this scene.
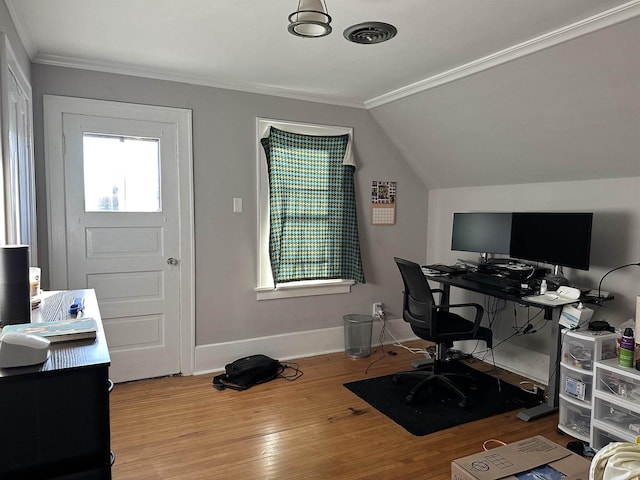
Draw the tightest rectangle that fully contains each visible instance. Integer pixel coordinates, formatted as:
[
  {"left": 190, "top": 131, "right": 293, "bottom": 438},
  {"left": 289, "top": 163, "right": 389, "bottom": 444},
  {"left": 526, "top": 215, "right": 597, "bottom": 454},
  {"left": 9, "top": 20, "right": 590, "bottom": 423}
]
[
  {"left": 457, "top": 340, "right": 550, "bottom": 386},
  {"left": 194, "top": 317, "right": 416, "bottom": 375},
  {"left": 194, "top": 319, "right": 550, "bottom": 385}
]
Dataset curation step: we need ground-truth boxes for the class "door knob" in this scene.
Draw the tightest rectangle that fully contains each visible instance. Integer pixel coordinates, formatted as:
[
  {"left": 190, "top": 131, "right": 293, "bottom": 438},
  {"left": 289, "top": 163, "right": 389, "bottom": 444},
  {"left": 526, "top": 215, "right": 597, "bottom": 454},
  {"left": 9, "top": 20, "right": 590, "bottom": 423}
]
[{"left": 167, "top": 257, "right": 179, "bottom": 266}]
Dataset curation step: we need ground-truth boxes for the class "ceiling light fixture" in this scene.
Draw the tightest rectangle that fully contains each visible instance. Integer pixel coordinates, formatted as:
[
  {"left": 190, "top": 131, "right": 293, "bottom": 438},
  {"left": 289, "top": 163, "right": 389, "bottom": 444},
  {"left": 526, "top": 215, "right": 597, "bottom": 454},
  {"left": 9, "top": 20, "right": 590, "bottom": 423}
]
[
  {"left": 343, "top": 22, "right": 397, "bottom": 44},
  {"left": 288, "top": 0, "right": 332, "bottom": 38}
]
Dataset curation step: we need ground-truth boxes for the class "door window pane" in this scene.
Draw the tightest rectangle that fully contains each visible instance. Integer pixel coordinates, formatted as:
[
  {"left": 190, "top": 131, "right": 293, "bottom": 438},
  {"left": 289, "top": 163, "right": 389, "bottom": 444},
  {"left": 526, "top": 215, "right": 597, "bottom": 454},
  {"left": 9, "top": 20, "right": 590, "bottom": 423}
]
[{"left": 83, "top": 133, "right": 161, "bottom": 212}]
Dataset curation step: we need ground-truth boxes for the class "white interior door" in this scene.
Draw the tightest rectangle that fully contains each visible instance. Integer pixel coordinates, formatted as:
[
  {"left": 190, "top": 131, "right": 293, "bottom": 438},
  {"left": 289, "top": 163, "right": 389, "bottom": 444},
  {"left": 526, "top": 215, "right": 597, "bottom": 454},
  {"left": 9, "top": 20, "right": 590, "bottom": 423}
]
[{"left": 44, "top": 96, "right": 194, "bottom": 383}]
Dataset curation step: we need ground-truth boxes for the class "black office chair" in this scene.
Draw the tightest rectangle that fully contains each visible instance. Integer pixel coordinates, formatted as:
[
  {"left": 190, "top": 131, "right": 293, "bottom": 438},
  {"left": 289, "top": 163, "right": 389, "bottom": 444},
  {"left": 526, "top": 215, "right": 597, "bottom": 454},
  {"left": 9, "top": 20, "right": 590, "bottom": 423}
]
[{"left": 392, "top": 257, "right": 494, "bottom": 408}]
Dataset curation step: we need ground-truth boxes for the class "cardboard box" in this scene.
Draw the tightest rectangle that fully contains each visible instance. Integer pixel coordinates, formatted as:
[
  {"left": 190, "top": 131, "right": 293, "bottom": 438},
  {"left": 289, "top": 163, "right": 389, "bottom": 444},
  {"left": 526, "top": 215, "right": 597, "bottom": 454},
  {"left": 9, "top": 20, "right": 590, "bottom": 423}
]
[{"left": 451, "top": 436, "right": 590, "bottom": 480}]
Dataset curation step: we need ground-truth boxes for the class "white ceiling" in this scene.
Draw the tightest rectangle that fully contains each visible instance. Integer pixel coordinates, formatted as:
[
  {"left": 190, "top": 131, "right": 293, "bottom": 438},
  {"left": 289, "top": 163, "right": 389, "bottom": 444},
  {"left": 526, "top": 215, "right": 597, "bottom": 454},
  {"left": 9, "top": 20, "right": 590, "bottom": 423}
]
[
  {"left": 5, "top": 0, "right": 638, "bottom": 108},
  {"left": 5, "top": 0, "right": 640, "bottom": 189}
]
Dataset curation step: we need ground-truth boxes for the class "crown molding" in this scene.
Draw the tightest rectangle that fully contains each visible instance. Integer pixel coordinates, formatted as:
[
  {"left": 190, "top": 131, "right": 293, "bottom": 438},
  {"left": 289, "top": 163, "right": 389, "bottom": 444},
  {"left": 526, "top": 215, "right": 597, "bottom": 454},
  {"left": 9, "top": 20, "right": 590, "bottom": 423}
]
[
  {"left": 8, "top": 0, "right": 640, "bottom": 110},
  {"left": 365, "top": 0, "right": 640, "bottom": 109},
  {"left": 33, "top": 53, "right": 366, "bottom": 109},
  {"left": 4, "top": 0, "right": 37, "bottom": 57}
]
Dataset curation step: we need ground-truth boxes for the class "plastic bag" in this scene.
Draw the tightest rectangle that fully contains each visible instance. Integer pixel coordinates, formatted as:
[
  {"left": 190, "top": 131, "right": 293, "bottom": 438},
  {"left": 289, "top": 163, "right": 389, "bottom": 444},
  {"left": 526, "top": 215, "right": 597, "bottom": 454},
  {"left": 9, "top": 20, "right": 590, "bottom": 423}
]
[{"left": 590, "top": 442, "right": 640, "bottom": 480}]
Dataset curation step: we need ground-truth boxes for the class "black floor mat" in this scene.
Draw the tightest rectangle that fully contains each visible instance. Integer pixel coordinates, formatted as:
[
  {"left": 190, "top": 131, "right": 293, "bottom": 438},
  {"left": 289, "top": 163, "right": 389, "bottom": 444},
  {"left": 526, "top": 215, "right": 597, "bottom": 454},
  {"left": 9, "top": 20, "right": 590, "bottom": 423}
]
[{"left": 344, "top": 362, "right": 541, "bottom": 436}]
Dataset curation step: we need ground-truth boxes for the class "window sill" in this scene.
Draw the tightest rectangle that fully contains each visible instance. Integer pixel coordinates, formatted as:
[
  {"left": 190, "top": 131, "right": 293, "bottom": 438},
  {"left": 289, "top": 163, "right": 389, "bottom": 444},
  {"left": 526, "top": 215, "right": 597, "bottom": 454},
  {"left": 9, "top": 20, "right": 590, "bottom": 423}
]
[{"left": 255, "top": 279, "right": 355, "bottom": 300}]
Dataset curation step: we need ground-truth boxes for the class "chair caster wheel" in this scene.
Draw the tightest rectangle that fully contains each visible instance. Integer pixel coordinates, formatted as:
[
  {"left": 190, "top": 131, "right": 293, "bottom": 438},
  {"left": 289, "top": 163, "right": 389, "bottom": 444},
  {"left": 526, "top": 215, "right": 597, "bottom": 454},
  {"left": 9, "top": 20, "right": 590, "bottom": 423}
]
[
  {"left": 406, "top": 394, "right": 415, "bottom": 404},
  {"left": 458, "top": 399, "right": 469, "bottom": 409}
]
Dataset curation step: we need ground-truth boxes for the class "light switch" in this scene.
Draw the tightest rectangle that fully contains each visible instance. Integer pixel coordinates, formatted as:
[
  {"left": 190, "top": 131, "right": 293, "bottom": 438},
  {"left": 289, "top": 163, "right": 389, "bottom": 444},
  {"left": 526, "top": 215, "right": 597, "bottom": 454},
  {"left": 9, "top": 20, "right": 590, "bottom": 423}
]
[{"left": 233, "top": 198, "right": 243, "bottom": 213}]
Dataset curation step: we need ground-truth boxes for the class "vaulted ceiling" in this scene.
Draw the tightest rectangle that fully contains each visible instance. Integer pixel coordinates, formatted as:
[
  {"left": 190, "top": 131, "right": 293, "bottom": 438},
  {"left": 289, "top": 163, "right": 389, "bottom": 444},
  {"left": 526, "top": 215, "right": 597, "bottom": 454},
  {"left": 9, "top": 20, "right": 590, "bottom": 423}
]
[{"left": 6, "top": 0, "right": 640, "bottom": 188}]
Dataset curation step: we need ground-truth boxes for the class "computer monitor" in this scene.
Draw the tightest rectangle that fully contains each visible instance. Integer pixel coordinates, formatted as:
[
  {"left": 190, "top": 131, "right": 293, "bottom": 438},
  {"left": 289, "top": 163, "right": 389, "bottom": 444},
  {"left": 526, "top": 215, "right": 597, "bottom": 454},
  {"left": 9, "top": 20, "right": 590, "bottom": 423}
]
[
  {"left": 509, "top": 212, "right": 593, "bottom": 272},
  {"left": 451, "top": 212, "right": 512, "bottom": 262}
]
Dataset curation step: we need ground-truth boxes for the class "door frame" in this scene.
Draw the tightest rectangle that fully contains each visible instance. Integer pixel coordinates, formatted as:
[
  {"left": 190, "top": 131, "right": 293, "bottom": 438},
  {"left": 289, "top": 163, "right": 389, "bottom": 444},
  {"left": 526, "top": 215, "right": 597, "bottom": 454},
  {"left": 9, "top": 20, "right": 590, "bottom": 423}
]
[
  {"left": 43, "top": 95, "right": 195, "bottom": 376},
  {"left": 0, "top": 33, "right": 37, "bottom": 260}
]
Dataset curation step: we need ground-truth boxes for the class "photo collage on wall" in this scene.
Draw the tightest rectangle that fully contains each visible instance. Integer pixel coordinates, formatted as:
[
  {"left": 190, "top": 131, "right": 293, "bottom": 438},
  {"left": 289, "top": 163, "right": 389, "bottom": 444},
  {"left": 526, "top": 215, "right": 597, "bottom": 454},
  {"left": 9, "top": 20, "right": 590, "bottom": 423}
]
[{"left": 371, "top": 181, "right": 396, "bottom": 225}]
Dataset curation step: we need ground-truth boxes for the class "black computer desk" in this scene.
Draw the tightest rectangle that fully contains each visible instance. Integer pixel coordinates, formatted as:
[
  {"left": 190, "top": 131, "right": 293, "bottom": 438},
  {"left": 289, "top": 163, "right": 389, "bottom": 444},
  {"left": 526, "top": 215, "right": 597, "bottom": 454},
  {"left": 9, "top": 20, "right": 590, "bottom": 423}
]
[{"left": 427, "top": 273, "right": 566, "bottom": 422}]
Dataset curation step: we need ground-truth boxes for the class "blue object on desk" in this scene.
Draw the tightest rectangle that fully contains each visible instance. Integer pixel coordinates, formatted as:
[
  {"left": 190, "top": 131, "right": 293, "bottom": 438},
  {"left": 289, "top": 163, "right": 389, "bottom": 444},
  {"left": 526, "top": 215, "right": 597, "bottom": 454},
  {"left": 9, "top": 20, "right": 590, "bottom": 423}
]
[{"left": 68, "top": 297, "right": 84, "bottom": 315}]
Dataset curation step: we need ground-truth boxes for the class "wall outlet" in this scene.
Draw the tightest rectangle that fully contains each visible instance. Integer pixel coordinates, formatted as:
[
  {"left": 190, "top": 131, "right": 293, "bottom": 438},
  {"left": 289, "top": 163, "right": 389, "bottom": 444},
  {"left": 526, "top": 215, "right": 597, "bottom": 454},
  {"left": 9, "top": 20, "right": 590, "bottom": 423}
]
[{"left": 372, "top": 302, "right": 383, "bottom": 318}]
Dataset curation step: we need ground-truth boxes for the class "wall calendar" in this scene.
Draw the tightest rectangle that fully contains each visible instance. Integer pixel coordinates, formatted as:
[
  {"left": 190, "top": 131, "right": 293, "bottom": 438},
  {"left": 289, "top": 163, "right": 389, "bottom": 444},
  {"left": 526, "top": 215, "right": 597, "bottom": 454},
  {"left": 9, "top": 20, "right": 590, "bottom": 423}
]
[{"left": 371, "top": 181, "right": 396, "bottom": 225}]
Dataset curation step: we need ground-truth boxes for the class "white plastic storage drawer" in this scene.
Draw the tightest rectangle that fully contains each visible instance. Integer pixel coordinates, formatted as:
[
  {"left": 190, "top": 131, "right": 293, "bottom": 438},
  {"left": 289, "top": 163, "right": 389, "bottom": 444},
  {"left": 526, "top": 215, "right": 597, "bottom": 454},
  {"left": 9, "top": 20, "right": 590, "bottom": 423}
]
[
  {"left": 595, "top": 359, "right": 640, "bottom": 402},
  {"left": 561, "top": 330, "right": 617, "bottom": 370},
  {"left": 558, "top": 396, "right": 591, "bottom": 441},
  {"left": 591, "top": 422, "right": 635, "bottom": 450},
  {"left": 593, "top": 396, "right": 640, "bottom": 437},
  {"left": 561, "top": 365, "right": 592, "bottom": 403}
]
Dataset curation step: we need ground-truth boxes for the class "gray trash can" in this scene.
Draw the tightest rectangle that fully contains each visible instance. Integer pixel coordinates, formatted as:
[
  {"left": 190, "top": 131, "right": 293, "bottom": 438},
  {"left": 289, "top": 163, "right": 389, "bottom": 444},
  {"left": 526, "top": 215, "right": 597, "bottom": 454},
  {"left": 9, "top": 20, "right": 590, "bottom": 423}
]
[{"left": 343, "top": 314, "right": 373, "bottom": 358}]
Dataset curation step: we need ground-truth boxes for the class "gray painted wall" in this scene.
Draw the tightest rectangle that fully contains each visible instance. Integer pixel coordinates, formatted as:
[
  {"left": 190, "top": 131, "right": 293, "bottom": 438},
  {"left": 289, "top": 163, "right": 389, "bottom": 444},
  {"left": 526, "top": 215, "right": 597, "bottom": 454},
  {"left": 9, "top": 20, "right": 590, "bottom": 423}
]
[
  {"left": 362, "top": 14, "right": 640, "bottom": 380},
  {"left": 10, "top": 4, "right": 639, "bottom": 379},
  {"left": 370, "top": 15, "right": 640, "bottom": 189},
  {"left": 427, "top": 178, "right": 640, "bottom": 380},
  {"left": 31, "top": 64, "right": 428, "bottom": 346}
]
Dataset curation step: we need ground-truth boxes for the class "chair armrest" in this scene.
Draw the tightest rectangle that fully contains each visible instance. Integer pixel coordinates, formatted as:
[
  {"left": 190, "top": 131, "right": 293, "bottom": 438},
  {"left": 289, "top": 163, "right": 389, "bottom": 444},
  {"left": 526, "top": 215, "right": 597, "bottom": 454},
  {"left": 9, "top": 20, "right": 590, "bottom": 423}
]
[
  {"left": 435, "top": 302, "right": 485, "bottom": 332},
  {"left": 431, "top": 288, "right": 447, "bottom": 304}
]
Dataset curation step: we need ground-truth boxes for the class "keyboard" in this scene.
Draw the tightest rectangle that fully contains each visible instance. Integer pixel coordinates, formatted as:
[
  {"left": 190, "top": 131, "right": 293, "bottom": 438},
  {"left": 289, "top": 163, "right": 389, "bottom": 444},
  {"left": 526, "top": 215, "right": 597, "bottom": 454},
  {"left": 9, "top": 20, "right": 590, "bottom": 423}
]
[
  {"left": 423, "top": 264, "right": 460, "bottom": 275},
  {"left": 460, "top": 271, "right": 519, "bottom": 289},
  {"left": 38, "top": 291, "right": 71, "bottom": 321}
]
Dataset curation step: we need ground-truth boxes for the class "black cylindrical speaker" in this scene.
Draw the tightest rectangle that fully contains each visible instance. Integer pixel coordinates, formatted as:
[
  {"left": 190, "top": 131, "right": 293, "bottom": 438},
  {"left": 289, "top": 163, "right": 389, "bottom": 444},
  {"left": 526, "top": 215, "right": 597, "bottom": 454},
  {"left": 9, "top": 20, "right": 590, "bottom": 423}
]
[{"left": 0, "top": 245, "right": 30, "bottom": 327}]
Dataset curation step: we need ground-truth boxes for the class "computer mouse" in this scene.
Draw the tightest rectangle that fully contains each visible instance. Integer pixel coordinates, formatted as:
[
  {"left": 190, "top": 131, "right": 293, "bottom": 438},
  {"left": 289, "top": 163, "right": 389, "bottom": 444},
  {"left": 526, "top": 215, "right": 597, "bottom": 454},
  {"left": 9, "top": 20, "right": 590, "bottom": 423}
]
[{"left": 0, "top": 332, "right": 50, "bottom": 368}]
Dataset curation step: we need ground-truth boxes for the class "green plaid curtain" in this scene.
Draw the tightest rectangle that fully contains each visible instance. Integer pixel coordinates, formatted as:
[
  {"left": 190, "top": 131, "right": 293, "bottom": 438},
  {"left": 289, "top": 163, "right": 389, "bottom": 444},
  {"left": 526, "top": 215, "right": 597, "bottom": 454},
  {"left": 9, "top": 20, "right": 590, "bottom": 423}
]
[{"left": 261, "top": 127, "right": 365, "bottom": 285}]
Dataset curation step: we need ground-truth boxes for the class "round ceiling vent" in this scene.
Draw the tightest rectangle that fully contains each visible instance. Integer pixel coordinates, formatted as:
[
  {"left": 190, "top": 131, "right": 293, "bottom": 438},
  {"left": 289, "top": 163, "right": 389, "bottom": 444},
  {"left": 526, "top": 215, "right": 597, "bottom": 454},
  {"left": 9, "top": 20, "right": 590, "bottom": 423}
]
[{"left": 343, "top": 22, "right": 397, "bottom": 44}]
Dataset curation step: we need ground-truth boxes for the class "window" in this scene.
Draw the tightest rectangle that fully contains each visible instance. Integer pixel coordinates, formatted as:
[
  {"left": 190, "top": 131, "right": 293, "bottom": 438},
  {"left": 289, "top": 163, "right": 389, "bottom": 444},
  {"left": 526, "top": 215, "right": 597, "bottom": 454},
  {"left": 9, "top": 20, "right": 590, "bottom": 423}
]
[
  {"left": 83, "top": 133, "right": 161, "bottom": 212},
  {"left": 256, "top": 118, "right": 364, "bottom": 300}
]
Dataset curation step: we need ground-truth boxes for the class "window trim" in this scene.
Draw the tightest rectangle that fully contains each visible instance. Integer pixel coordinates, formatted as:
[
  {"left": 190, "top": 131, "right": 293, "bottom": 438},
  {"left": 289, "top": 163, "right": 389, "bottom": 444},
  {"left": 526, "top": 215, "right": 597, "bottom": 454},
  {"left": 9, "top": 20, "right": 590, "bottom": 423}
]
[
  {"left": 0, "top": 33, "right": 37, "bottom": 264},
  {"left": 255, "top": 118, "right": 355, "bottom": 300}
]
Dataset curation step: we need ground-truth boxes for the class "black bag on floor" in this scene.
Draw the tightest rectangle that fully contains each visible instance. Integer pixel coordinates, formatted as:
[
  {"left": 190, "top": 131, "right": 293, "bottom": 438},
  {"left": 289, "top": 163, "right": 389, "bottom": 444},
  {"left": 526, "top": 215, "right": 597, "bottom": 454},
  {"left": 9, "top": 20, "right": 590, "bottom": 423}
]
[{"left": 213, "top": 354, "right": 283, "bottom": 391}]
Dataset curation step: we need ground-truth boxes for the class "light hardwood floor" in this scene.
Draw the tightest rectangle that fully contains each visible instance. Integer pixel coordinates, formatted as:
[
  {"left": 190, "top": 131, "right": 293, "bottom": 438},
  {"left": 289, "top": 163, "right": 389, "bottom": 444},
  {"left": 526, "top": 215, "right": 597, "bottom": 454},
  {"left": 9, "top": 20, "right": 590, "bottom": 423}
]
[{"left": 110, "top": 342, "right": 568, "bottom": 479}]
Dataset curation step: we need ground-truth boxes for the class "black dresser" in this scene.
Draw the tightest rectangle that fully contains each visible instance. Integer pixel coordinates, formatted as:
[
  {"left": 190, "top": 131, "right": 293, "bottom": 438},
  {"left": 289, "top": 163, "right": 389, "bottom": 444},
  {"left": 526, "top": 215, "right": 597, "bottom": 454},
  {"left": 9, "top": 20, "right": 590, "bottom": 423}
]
[{"left": 0, "top": 289, "right": 112, "bottom": 479}]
